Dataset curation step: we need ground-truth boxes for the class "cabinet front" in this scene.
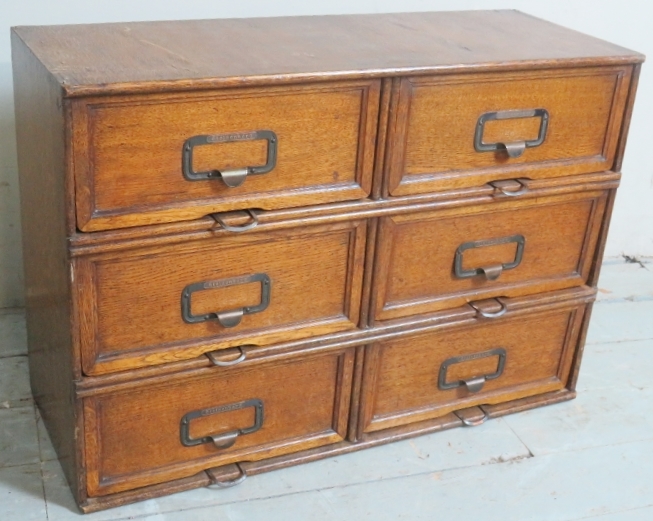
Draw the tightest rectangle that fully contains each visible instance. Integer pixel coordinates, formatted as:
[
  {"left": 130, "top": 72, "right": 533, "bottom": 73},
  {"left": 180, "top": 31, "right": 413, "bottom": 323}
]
[
  {"left": 371, "top": 190, "right": 607, "bottom": 322},
  {"left": 360, "top": 298, "right": 587, "bottom": 433},
  {"left": 83, "top": 348, "right": 354, "bottom": 496},
  {"left": 74, "top": 221, "right": 366, "bottom": 374},
  {"left": 72, "top": 81, "right": 380, "bottom": 231},
  {"left": 385, "top": 66, "right": 632, "bottom": 196}
]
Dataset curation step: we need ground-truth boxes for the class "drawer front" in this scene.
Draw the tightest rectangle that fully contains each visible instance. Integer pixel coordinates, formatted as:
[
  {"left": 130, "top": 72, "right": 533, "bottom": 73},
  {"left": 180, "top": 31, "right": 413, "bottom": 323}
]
[
  {"left": 360, "top": 303, "right": 586, "bottom": 433},
  {"left": 83, "top": 348, "right": 354, "bottom": 496},
  {"left": 72, "top": 81, "right": 380, "bottom": 231},
  {"left": 371, "top": 191, "right": 607, "bottom": 322},
  {"left": 74, "top": 221, "right": 366, "bottom": 375},
  {"left": 386, "top": 67, "right": 632, "bottom": 196}
]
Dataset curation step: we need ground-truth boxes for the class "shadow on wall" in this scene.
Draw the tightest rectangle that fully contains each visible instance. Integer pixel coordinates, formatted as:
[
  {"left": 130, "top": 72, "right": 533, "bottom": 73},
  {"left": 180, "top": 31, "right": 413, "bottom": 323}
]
[{"left": 0, "top": 62, "right": 25, "bottom": 309}]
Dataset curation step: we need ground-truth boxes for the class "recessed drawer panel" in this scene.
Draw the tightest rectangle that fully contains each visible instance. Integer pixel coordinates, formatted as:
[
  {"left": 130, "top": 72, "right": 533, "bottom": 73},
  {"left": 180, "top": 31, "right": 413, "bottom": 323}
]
[
  {"left": 386, "top": 66, "right": 632, "bottom": 196},
  {"left": 360, "top": 299, "right": 586, "bottom": 433},
  {"left": 74, "top": 221, "right": 366, "bottom": 375},
  {"left": 83, "top": 348, "right": 354, "bottom": 496},
  {"left": 72, "top": 81, "right": 380, "bottom": 231},
  {"left": 371, "top": 191, "right": 607, "bottom": 322}
]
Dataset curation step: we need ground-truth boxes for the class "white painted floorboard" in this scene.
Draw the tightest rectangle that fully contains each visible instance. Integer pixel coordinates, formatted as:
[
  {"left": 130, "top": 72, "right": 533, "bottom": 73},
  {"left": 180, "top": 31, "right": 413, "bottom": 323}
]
[{"left": 0, "top": 260, "right": 651, "bottom": 520}]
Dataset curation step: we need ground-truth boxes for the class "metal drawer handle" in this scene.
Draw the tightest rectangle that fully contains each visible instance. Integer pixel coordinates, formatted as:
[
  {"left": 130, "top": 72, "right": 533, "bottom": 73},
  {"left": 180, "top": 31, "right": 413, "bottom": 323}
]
[
  {"left": 438, "top": 348, "right": 507, "bottom": 394},
  {"left": 208, "top": 465, "right": 248, "bottom": 488},
  {"left": 454, "top": 234, "right": 525, "bottom": 281},
  {"left": 460, "top": 410, "right": 489, "bottom": 427},
  {"left": 490, "top": 179, "right": 529, "bottom": 197},
  {"left": 180, "top": 398, "right": 264, "bottom": 450},
  {"left": 182, "top": 130, "right": 278, "bottom": 187},
  {"left": 469, "top": 298, "right": 507, "bottom": 319},
  {"left": 206, "top": 346, "right": 247, "bottom": 367},
  {"left": 212, "top": 209, "right": 259, "bottom": 232},
  {"left": 181, "top": 273, "right": 271, "bottom": 328},
  {"left": 474, "top": 109, "right": 549, "bottom": 158}
]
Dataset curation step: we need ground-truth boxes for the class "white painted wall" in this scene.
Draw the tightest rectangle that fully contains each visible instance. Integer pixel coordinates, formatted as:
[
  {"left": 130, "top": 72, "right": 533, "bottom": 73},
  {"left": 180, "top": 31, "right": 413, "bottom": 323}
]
[{"left": 0, "top": 1, "right": 651, "bottom": 308}]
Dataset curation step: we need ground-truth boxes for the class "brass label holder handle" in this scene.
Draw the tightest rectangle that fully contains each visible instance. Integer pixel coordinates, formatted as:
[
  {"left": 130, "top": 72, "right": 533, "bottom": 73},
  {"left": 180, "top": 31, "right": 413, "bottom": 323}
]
[
  {"left": 474, "top": 108, "right": 549, "bottom": 158},
  {"left": 182, "top": 130, "right": 278, "bottom": 187},
  {"left": 438, "top": 347, "right": 507, "bottom": 394},
  {"left": 180, "top": 398, "right": 264, "bottom": 450},
  {"left": 454, "top": 234, "right": 525, "bottom": 281},
  {"left": 181, "top": 273, "right": 271, "bottom": 328}
]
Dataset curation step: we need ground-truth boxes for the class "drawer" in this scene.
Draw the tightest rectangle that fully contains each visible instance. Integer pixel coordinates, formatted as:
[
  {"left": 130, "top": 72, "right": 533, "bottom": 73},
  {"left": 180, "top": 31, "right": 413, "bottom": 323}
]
[
  {"left": 359, "top": 297, "right": 587, "bottom": 433},
  {"left": 385, "top": 66, "right": 632, "bottom": 196},
  {"left": 74, "top": 220, "right": 366, "bottom": 375},
  {"left": 72, "top": 81, "right": 380, "bottom": 231},
  {"left": 82, "top": 347, "right": 354, "bottom": 496},
  {"left": 371, "top": 190, "right": 607, "bottom": 322}
]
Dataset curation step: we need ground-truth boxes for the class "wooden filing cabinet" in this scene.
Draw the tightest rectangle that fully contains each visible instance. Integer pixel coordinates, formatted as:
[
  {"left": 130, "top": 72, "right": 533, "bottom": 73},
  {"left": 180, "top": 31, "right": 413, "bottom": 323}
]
[{"left": 11, "top": 10, "right": 643, "bottom": 512}]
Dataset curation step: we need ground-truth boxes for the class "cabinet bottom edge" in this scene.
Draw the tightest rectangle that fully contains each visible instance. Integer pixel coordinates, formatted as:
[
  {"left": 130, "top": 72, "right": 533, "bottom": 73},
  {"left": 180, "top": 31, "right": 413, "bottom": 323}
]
[{"left": 79, "top": 388, "right": 575, "bottom": 513}]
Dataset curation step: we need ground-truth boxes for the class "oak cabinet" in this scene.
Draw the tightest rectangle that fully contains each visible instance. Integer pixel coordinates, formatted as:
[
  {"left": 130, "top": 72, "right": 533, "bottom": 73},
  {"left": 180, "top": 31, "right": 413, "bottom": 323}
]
[{"left": 11, "top": 10, "right": 643, "bottom": 512}]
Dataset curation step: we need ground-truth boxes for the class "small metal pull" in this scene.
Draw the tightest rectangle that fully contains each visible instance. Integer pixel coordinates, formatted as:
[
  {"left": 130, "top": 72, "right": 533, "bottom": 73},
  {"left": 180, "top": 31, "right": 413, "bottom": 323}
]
[
  {"left": 438, "top": 348, "right": 507, "bottom": 393},
  {"left": 480, "top": 264, "right": 503, "bottom": 281},
  {"left": 219, "top": 168, "right": 249, "bottom": 188},
  {"left": 181, "top": 273, "right": 271, "bottom": 328},
  {"left": 212, "top": 209, "right": 259, "bottom": 233},
  {"left": 502, "top": 141, "right": 526, "bottom": 158},
  {"left": 180, "top": 398, "right": 264, "bottom": 449},
  {"left": 210, "top": 431, "right": 240, "bottom": 450},
  {"left": 182, "top": 130, "right": 278, "bottom": 186},
  {"left": 469, "top": 298, "right": 507, "bottom": 319},
  {"left": 490, "top": 179, "right": 529, "bottom": 197},
  {"left": 456, "top": 409, "right": 489, "bottom": 427},
  {"left": 454, "top": 235, "right": 526, "bottom": 281},
  {"left": 463, "top": 376, "right": 487, "bottom": 394},
  {"left": 474, "top": 109, "right": 549, "bottom": 157},
  {"left": 206, "top": 346, "right": 247, "bottom": 367},
  {"left": 208, "top": 464, "right": 248, "bottom": 488},
  {"left": 215, "top": 309, "right": 244, "bottom": 328}
]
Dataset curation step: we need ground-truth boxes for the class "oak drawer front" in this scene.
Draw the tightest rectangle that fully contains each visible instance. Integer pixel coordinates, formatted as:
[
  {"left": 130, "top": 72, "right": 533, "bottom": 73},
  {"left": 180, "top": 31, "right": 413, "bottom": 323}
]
[
  {"left": 386, "top": 67, "right": 632, "bottom": 196},
  {"left": 371, "top": 191, "right": 607, "bottom": 322},
  {"left": 74, "top": 221, "right": 366, "bottom": 375},
  {"left": 360, "top": 304, "right": 585, "bottom": 433},
  {"left": 72, "top": 81, "right": 380, "bottom": 231},
  {"left": 83, "top": 348, "right": 354, "bottom": 496}
]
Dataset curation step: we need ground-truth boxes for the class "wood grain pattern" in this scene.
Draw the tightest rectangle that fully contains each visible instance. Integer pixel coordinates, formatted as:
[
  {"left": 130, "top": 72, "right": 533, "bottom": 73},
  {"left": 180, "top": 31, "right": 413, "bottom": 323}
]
[
  {"left": 73, "top": 81, "right": 380, "bottom": 231},
  {"left": 11, "top": 11, "right": 642, "bottom": 97},
  {"left": 74, "top": 287, "right": 596, "bottom": 395},
  {"left": 66, "top": 175, "right": 621, "bottom": 256},
  {"left": 74, "top": 286, "right": 594, "bottom": 509},
  {"left": 370, "top": 78, "right": 394, "bottom": 200},
  {"left": 372, "top": 190, "right": 607, "bottom": 322},
  {"left": 386, "top": 66, "right": 633, "bottom": 196},
  {"left": 84, "top": 348, "right": 354, "bottom": 496},
  {"left": 359, "top": 303, "right": 587, "bottom": 433},
  {"left": 74, "top": 220, "right": 366, "bottom": 375},
  {"left": 11, "top": 33, "right": 87, "bottom": 505}
]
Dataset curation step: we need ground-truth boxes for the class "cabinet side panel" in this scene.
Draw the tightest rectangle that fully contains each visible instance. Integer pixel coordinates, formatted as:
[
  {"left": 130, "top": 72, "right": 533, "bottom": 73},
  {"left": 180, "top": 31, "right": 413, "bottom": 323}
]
[{"left": 11, "top": 31, "right": 82, "bottom": 501}]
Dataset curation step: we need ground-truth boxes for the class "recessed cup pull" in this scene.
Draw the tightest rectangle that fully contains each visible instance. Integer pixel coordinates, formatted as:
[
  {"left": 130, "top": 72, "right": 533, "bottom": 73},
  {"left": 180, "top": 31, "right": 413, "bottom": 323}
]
[
  {"left": 212, "top": 209, "right": 259, "bottom": 232},
  {"left": 206, "top": 346, "right": 248, "bottom": 367},
  {"left": 469, "top": 298, "right": 508, "bottom": 319},
  {"left": 207, "top": 464, "right": 248, "bottom": 488},
  {"left": 490, "top": 179, "right": 529, "bottom": 197},
  {"left": 457, "top": 409, "right": 489, "bottom": 427}
]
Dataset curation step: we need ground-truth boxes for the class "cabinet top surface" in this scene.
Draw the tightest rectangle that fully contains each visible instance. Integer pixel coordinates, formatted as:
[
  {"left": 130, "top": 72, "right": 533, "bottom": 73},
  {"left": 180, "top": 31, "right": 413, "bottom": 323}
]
[{"left": 12, "top": 10, "right": 643, "bottom": 97}]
